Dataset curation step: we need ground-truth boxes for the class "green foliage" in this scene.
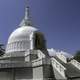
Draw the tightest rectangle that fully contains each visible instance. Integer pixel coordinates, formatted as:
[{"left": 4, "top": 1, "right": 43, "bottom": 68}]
[
  {"left": 0, "top": 44, "right": 5, "bottom": 56},
  {"left": 74, "top": 51, "right": 80, "bottom": 62}
]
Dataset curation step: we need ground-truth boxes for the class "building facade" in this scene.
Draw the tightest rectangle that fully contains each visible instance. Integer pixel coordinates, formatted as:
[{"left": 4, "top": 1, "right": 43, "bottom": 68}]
[{"left": 0, "top": 1, "right": 80, "bottom": 80}]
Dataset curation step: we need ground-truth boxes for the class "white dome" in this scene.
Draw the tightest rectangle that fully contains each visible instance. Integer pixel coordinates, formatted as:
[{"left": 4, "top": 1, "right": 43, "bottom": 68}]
[
  {"left": 5, "top": 6, "right": 39, "bottom": 55},
  {"left": 6, "top": 26, "right": 38, "bottom": 54},
  {"left": 8, "top": 26, "right": 37, "bottom": 43}
]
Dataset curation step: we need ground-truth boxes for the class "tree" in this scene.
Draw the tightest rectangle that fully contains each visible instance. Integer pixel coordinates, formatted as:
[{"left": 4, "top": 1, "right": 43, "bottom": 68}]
[
  {"left": 74, "top": 51, "right": 80, "bottom": 62},
  {"left": 0, "top": 44, "right": 5, "bottom": 56}
]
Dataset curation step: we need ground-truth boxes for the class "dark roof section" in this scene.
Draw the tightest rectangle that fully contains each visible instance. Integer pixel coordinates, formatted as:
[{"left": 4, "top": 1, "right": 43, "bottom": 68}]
[
  {"left": 54, "top": 56, "right": 80, "bottom": 79},
  {"left": 65, "top": 63, "right": 80, "bottom": 79}
]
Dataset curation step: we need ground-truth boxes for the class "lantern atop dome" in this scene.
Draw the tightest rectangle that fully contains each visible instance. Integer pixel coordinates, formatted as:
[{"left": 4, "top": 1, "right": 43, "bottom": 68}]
[{"left": 19, "top": 0, "right": 33, "bottom": 27}]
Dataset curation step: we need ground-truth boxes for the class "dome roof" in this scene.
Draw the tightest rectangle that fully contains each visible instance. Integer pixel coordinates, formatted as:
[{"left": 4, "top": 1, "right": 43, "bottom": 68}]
[
  {"left": 5, "top": 5, "right": 39, "bottom": 55},
  {"left": 8, "top": 26, "right": 38, "bottom": 44},
  {"left": 6, "top": 26, "right": 38, "bottom": 54}
]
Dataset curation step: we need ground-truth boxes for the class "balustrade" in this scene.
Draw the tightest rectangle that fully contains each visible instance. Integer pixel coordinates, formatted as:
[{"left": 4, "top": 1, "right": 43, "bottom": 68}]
[
  {"left": 51, "top": 58, "right": 66, "bottom": 78},
  {"left": 70, "top": 59, "right": 80, "bottom": 70}
]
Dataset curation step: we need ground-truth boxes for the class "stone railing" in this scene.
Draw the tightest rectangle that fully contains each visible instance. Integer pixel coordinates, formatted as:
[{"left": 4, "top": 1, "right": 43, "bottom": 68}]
[
  {"left": 56, "top": 52, "right": 67, "bottom": 63},
  {"left": 32, "top": 57, "right": 51, "bottom": 67},
  {"left": 32, "top": 58, "right": 43, "bottom": 67},
  {"left": 37, "top": 50, "right": 45, "bottom": 59},
  {"left": 70, "top": 59, "right": 80, "bottom": 70},
  {"left": 25, "top": 50, "right": 45, "bottom": 59},
  {"left": 0, "top": 62, "right": 32, "bottom": 68},
  {"left": 51, "top": 57, "right": 66, "bottom": 78}
]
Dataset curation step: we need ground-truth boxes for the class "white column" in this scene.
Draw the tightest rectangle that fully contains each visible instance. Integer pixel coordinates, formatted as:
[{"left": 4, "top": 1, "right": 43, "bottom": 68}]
[{"left": 30, "top": 33, "right": 34, "bottom": 49}]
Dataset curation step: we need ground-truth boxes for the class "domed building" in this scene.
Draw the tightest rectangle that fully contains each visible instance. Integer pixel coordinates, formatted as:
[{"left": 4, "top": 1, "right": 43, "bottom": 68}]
[
  {"left": 5, "top": 7, "right": 47, "bottom": 57},
  {"left": 0, "top": 1, "right": 80, "bottom": 80}
]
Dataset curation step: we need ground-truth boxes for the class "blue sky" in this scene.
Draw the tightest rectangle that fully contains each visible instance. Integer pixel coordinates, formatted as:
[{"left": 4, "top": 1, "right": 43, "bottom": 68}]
[{"left": 0, "top": 0, "right": 80, "bottom": 54}]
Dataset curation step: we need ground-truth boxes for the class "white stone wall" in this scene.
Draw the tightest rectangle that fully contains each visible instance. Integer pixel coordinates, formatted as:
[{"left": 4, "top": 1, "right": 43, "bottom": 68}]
[
  {"left": 56, "top": 51, "right": 67, "bottom": 63},
  {"left": 51, "top": 57, "right": 66, "bottom": 79},
  {"left": 70, "top": 59, "right": 80, "bottom": 70},
  {"left": 0, "top": 72, "right": 13, "bottom": 80},
  {"left": 33, "top": 66, "right": 43, "bottom": 80}
]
